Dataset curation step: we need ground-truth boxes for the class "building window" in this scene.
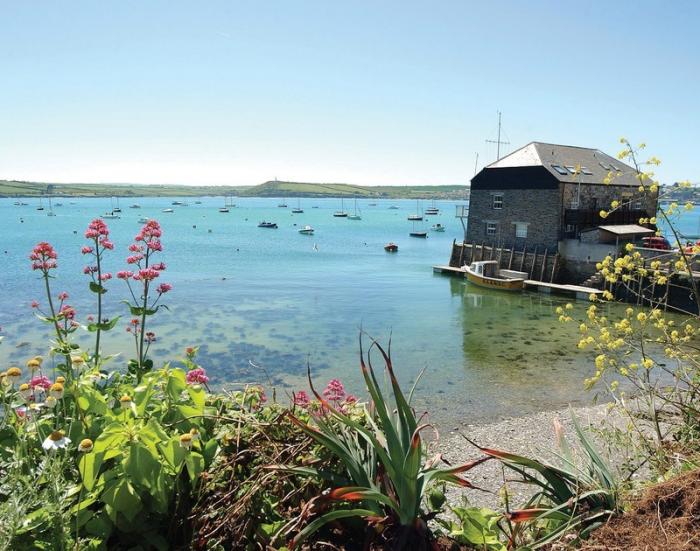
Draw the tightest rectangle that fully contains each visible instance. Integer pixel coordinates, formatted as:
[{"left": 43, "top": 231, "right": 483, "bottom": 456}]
[
  {"left": 492, "top": 194, "right": 503, "bottom": 209},
  {"left": 486, "top": 222, "right": 497, "bottom": 236},
  {"left": 634, "top": 199, "right": 642, "bottom": 210},
  {"left": 566, "top": 224, "right": 576, "bottom": 233},
  {"left": 570, "top": 200, "right": 580, "bottom": 209},
  {"left": 515, "top": 223, "right": 528, "bottom": 238}
]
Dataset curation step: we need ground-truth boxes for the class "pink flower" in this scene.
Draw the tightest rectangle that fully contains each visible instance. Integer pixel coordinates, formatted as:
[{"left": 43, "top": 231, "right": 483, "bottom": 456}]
[
  {"left": 151, "top": 262, "right": 166, "bottom": 271},
  {"left": 128, "top": 244, "right": 142, "bottom": 252},
  {"left": 58, "top": 291, "right": 69, "bottom": 301},
  {"left": 100, "top": 273, "right": 112, "bottom": 281},
  {"left": 30, "top": 375, "right": 52, "bottom": 391},
  {"left": 87, "top": 315, "right": 94, "bottom": 321},
  {"left": 145, "top": 331, "right": 156, "bottom": 343},
  {"left": 156, "top": 283, "right": 172, "bottom": 294},
  {"left": 59, "top": 305, "right": 76, "bottom": 320},
  {"left": 117, "top": 270, "right": 133, "bottom": 280},
  {"left": 83, "top": 266, "right": 98, "bottom": 275},
  {"left": 136, "top": 268, "right": 160, "bottom": 281},
  {"left": 81, "top": 246, "right": 94, "bottom": 255},
  {"left": 146, "top": 241, "right": 162, "bottom": 251},
  {"left": 30, "top": 242, "right": 58, "bottom": 271},
  {"left": 126, "top": 254, "right": 143, "bottom": 264},
  {"left": 293, "top": 391, "right": 310, "bottom": 408},
  {"left": 345, "top": 395, "right": 358, "bottom": 405},
  {"left": 323, "top": 379, "right": 346, "bottom": 402},
  {"left": 85, "top": 219, "right": 109, "bottom": 239},
  {"left": 186, "top": 368, "right": 209, "bottom": 385},
  {"left": 99, "top": 238, "right": 114, "bottom": 250},
  {"left": 31, "top": 300, "right": 39, "bottom": 309}
]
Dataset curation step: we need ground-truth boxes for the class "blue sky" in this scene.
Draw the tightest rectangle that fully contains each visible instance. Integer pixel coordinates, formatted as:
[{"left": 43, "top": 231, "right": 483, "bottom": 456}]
[{"left": 1, "top": 1, "right": 698, "bottom": 186}]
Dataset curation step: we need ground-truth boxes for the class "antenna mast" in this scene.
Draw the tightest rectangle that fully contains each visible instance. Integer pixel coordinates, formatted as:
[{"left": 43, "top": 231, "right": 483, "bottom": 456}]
[
  {"left": 473, "top": 152, "right": 479, "bottom": 176},
  {"left": 485, "top": 110, "right": 510, "bottom": 160}
]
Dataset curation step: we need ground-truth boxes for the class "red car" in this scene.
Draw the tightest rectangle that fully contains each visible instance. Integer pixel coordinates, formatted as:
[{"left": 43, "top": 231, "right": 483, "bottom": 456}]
[{"left": 642, "top": 236, "right": 671, "bottom": 250}]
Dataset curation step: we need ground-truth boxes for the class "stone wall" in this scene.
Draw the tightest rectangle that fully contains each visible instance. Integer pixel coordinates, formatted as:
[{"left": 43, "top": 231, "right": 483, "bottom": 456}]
[
  {"left": 561, "top": 182, "right": 657, "bottom": 214},
  {"left": 466, "top": 188, "right": 561, "bottom": 252}
]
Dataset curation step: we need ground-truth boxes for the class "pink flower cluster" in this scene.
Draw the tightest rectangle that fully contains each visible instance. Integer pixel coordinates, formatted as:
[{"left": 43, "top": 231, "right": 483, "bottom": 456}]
[
  {"left": 30, "top": 375, "right": 51, "bottom": 391},
  {"left": 30, "top": 242, "right": 58, "bottom": 272},
  {"left": 292, "top": 380, "right": 357, "bottom": 411},
  {"left": 323, "top": 379, "right": 346, "bottom": 402},
  {"left": 186, "top": 367, "right": 209, "bottom": 385},
  {"left": 119, "top": 220, "right": 171, "bottom": 292},
  {"left": 293, "top": 390, "right": 310, "bottom": 408}
]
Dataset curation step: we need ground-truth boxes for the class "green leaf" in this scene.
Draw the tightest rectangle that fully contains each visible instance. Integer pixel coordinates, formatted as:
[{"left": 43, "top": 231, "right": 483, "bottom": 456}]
[
  {"left": 125, "top": 442, "right": 161, "bottom": 489},
  {"left": 101, "top": 479, "right": 142, "bottom": 523},
  {"left": 93, "top": 422, "right": 127, "bottom": 454},
  {"left": 79, "top": 451, "right": 104, "bottom": 491},
  {"left": 184, "top": 451, "right": 204, "bottom": 482},
  {"left": 292, "top": 508, "right": 378, "bottom": 547},
  {"left": 158, "top": 436, "right": 186, "bottom": 470},
  {"left": 89, "top": 281, "right": 108, "bottom": 294},
  {"left": 87, "top": 317, "right": 120, "bottom": 332},
  {"left": 85, "top": 510, "right": 113, "bottom": 539},
  {"left": 202, "top": 438, "right": 219, "bottom": 467}
]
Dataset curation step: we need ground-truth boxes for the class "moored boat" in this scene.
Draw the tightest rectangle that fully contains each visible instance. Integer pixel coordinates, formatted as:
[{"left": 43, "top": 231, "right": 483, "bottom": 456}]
[
  {"left": 384, "top": 242, "right": 398, "bottom": 252},
  {"left": 409, "top": 231, "right": 428, "bottom": 238},
  {"left": 298, "top": 225, "right": 314, "bottom": 234},
  {"left": 258, "top": 221, "right": 278, "bottom": 228},
  {"left": 463, "top": 260, "right": 526, "bottom": 292},
  {"left": 162, "top": 208, "right": 174, "bottom": 213},
  {"left": 431, "top": 223, "right": 445, "bottom": 232}
]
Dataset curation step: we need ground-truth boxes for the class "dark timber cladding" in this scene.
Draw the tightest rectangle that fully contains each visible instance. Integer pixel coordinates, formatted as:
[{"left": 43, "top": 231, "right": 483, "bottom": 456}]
[{"left": 465, "top": 141, "right": 658, "bottom": 253}]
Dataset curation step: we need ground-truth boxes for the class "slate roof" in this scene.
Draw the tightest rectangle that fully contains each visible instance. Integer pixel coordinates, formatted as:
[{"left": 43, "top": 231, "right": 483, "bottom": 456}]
[{"left": 484, "top": 142, "right": 640, "bottom": 187}]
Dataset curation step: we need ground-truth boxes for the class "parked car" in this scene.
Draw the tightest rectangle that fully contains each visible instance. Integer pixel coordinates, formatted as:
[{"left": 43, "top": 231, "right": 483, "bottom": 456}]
[{"left": 642, "top": 236, "right": 671, "bottom": 250}]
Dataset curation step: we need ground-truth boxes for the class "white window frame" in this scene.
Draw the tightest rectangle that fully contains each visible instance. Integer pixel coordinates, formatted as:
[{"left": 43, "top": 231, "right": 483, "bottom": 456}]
[
  {"left": 486, "top": 222, "right": 497, "bottom": 236},
  {"left": 492, "top": 194, "right": 503, "bottom": 210},
  {"left": 514, "top": 222, "right": 528, "bottom": 238}
]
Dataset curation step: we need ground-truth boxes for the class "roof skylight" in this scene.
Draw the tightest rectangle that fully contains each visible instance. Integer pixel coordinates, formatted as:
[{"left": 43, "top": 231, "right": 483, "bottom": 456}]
[
  {"left": 565, "top": 166, "right": 577, "bottom": 174},
  {"left": 551, "top": 164, "right": 568, "bottom": 175},
  {"left": 581, "top": 167, "right": 593, "bottom": 175}
]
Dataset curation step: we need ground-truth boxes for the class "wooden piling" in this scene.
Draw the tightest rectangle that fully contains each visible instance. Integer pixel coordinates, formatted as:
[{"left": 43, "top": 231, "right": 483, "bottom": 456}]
[
  {"left": 508, "top": 246, "right": 514, "bottom": 269},
  {"left": 550, "top": 254, "right": 558, "bottom": 283},
  {"left": 519, "top": 244, "right": 527, "bottom": 271},
  {"left": 539, "top": 249, "right": 548, "bottom": 281},
  {"left": 530, "top": 246, "right": 538, "bottom": 279},
  {"left": 458, "top": 242, "right": 465, "bottom": 267}
]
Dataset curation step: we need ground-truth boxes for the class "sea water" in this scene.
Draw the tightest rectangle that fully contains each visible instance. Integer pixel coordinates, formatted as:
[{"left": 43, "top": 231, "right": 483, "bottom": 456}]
[{"left": 3, "top": 196, "right": 687, "bottom": 425}]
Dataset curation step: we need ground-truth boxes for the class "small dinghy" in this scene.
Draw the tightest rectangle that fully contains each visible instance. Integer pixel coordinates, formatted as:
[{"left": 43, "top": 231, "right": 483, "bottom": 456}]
[{"left": 463, "top": 261, "right": 526, "bottom": 292}]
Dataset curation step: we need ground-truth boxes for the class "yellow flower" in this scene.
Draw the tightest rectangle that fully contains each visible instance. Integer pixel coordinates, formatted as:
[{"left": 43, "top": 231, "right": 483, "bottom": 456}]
[
  {"left": 71, "top": 356, "right": 86, "bottom": 366},
  {"left": 119, "top": 394, "right": 132, "bottom": 407},
  {"left": 46, "top": 396, "right": 58, "bottom": 408},
  {"left": 649, "top": 216, "right": 657, "bottom": 224},
  {"left": 49, "top": 383, "right": 64, "bottom": 399},
  {"left": 26, "top": 358, "right": 41, "bottom": 371},
  {"left": 642, "top": 358, "right": 654, "bottom": 369},
  {"left": 610, "top": 200, "right": 619, "bottom": 209},
  {"left": 189, "top": 428, "right": 201, "bottom": 442},
  {"left": 6, "top": 367, "right": 21, "bottom": 385},
  {"left": 565, "top": 303, "right": 573, "bottom": 310},
  {"left": 637, "top": 312, "right": 647, "bottom": 323},
  {"left": 179, "top": 433, "right": 193, "bottom": 450},
  {"left": 78, "top": 439, "right": 94, "bottom": 453},
  {"left": 579, "top": 323, "right": 587, "bottom": 333},
  {"left": 625, "top": 243, "right": 635, "bottom": 252},
  {"left": 18, "top": 383, "right": 32, "bottom": 400},
  {"left": 610, "top": 381, "right": 619, "bottom": 391},
  {"left": 599, "top": 210, "right": 608, "bottom": 219},
  {"left": 55, "top": 376, "right": 66, "bottom": 384},
  {"left": 686, "top": 202, "right": 694, "bottom": 211}
]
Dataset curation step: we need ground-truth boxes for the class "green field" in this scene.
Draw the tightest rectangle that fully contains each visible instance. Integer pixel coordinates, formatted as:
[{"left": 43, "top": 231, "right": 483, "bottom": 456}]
[{"left": 0, "top": 179, "right": 468, "bottom": 199}]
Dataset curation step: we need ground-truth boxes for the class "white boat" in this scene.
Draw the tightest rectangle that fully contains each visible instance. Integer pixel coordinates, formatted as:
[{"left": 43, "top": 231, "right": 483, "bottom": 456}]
[
  {"left": 389, "top": 205, "right": 399, "bottom": 210},
  {"left": 425, "top": 200, "right": 439, "bottom": 215},
  {"left": 463, "top": 261, "right": 526, "bottom": 292},
  {"left": 298, "top": 225, "right": 314, "bottom": 235},
  {"left": 407, "top": 199, "right": 423, "bottom": 221},
  {"left": 138, "top": 217, "right": 149, "bottom": 223},
  {"left": 278, "top": 201, "right": 288, "bottom": 208},
  {"left": 130, "top": 204, "right": 141, "bottom": 209},
  {"left": 37, "top": 198, "right": 44, "bottom": 211},
  {"left": 431, "top": 223, "right": 445, "bottom": 232},
  {"left": 162, "top": 208, "right": 174, "bottom": 213},
  {"left": 219, "top": 207, "right": 230, "bottom": 213},
  {"left": 292, "top": 199, "right": 304, "bottom": 213},
  {"left": 112, "top": 197, "right": 122, "bottom": 213},
  {"left": 47, "top": 197, "right": 56, "bottom": 217},
  {"left": 333, "top": 197, "right": 348, "bottom": 217},
  {"left": 348, "top": 199, "right": 362, "bottom": 220},
  {"left": 103, "top": 212, "right": 120, "bottom": 219},
  {"left": 409, "top": 220, "right": 427, "bottom": 238}
]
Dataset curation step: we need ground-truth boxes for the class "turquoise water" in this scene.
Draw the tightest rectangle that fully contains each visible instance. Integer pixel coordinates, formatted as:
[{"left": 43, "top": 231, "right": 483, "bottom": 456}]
[{"left": 4, "top": 196, "right": 688, "bottom": 425}]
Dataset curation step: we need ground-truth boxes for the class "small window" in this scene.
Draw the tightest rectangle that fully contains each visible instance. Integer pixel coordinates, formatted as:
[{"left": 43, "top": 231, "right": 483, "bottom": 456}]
[
  {"left": 515, "top": 223, "right": 528, "bottom": 238},
  {"left": 570, "top": 200, "right": 580, "bottom": 210},
  {"left": 565, "top": 166, "right": 577, "bottom": 174},
  {"left": 551, "top": 164, "right": 568, "bottom": 175},
  {"left": 492, "top": 194, "right": 503, "bottom": 209},
  {"left": 599, "top": 162, "right": 611, "bottom": 170},
  {"left": 609, "top": 164, "right": 621, "bottom": 173},
  {"left": 634, "top": 200, "right": 642, "bottom": 210},
  {"left": 486, "top": 222, "right": 497, "bottom": 236},
  {"left": 566, "top": 224, "right": 576, "bottom": 233},
  {"left": 580, "top": 166, "right": 593, "bottom": 175}
]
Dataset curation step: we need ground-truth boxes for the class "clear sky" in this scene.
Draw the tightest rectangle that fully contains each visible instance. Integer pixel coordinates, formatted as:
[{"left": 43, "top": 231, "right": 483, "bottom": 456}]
[{"left": 1, "top": 1, "right": 698, "bottom": 186}]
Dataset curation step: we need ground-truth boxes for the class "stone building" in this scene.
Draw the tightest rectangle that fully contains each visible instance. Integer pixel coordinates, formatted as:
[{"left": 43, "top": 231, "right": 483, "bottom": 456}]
[{"left": 465, "top": 142, "right": 658, "bottom": 252}]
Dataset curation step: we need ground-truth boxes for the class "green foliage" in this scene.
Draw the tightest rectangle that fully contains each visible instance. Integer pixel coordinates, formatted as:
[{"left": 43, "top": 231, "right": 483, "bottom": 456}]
[
  {"left": 437, "top": 505, "right": 506, "bottom": 551},
  {"left": 281, "top": 336, "right": 489, "bottom": 548}
]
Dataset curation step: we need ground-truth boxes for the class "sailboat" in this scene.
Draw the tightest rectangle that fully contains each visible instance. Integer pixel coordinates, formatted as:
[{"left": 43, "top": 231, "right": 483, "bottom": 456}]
[
  {"left": 348, "top": 198, "right": 362, "bottom": 220},
  {"left": 407, "top": 199, "right": 423, "bottom": 221},
  {"left": 425, "top": 199, "right": 439, "bottom": 215},
  {"left": 292, "top": 199, "right": 304, "bottom": 213},
  {"left": 409, "top": 219, "right": 427, "bottom": 238},
  {"left": 112, "top": 197, "right": 122, "bottom": 213},
  {"left": 219, "top": 195, "right": 234, "bottom": 213},
  {"left": 37, "top": 197, "right": 44, "bottom": 211},
  {"left": 333, "top": 198, "right": 348, "bottom": 217},
  {"left": 47, "top": 197, "right": 56, "bottom": 217}
]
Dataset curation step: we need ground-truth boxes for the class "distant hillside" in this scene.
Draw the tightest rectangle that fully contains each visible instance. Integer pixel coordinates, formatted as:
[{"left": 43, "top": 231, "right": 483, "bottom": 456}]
[
  {"left": 0, "top": 180, "right": 250, "bottom": 198},
  {"left": 241, "top": 181, "right": 468, "bottom": 199},
  {"left": 0, "top": 179, "right": 468, "bottom": 199}
]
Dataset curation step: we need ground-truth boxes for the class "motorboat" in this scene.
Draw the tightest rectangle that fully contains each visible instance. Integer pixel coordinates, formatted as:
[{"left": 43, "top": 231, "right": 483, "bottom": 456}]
[
  {"left": 388, "top": 205, "right": 399, "bottom": 210},
  {"left": 219, "top": 207, "right": 230, "bottom": 213},
  {"left": 431, "top": 223, "right": 445, "bottom": 232},
  {"left": 463, "top": 260, "right": 526, "bottom": 292},
  {"left": 258, "top": 221, "right": 278, "bottom": 228},
  {"left": 409, "top": 231, "right": 428, "bottom": 238},
  {"left": 298, "top": 225, "right": 314, "bottom": 235},
  {"left": 384, "top": 242, "right": 398, "bottom": 252},
  {"left": 138, "top": 217, "right": 149, "bottom": 224},
  {"left": 407, "top": 214, "right": 423, "bottom": 221},
  {"left": 162, "top": 208, "right": 174, "bottom": 213},
  {"left": 103, "top": 212, "right": 120, "bottom": 219},
  {"left": 130, "top": 204, "right": 141, "bottom": 209}
]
